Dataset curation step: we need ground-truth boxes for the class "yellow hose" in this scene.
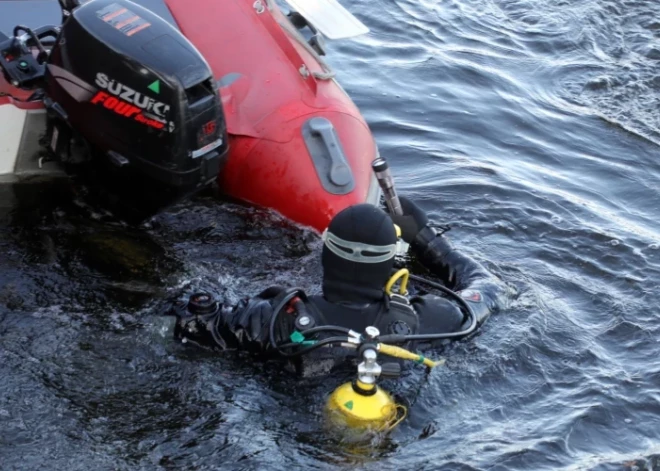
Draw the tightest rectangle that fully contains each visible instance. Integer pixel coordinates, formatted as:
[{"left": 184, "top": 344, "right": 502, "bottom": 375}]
[
  {"left": 378, "top": 343, "right": 444, "bottom": 368},
  {"left": 385, "top": 268, "right": 409, "bottom": 295}
]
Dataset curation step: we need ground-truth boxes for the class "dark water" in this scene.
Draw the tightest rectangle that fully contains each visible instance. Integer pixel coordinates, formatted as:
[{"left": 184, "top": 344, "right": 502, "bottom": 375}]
[{"left": 2, "top": 0, "right": 660, "bottom": 469}]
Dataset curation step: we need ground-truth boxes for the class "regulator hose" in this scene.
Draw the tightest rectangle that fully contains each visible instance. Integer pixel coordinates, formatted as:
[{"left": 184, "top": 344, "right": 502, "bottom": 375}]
[
  {"left": 398, "top": 273, "right": 479, "bottom": 341},
  {"left": 275, "top": 336, "right": 353, "bottom": 357},
  {"left": 269, "top": 288, "right": 304, "bottom": 353},
  {"left": 378, "top": 343, "right": 442, "bottom": 368},
  {"left": 268, "top": 289, "right": 354, "bottom": 357},
  {"left": 268, "top": 274, "right": 480, "bottom": 358},
  {"left": 301, "top": 325, "right": 352, "bottom": 336}
]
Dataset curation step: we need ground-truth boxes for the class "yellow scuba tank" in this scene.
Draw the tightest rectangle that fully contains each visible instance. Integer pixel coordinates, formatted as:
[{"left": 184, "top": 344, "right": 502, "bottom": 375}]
[
  {"left": 326, "top": 380, "right": 401, "bottom": 432},
  {"left": 324, "top": 329, "right": 407, "bottom": 433},
  {"left": 324, "top": 326, "right": 444, "bottom": 434}
]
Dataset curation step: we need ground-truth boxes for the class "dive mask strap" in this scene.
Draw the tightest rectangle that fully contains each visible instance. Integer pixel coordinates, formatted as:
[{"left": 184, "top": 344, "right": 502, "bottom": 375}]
[{"left": 321, "top": 229, "right": 400, "bottom": 263}]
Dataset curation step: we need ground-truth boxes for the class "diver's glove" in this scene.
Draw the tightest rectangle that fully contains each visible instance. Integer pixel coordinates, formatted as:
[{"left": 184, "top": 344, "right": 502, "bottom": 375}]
[
  {"left": 216, "top": 286, "right": 295, "bottom": 352},
  {"left": 387, "top": 197, "right": 456, "bottom": 278},
  {"left": 170, "top": 287, "right": 294, "bottom": 352},
  {"left": 387, "top": 195, "right": 429, "bottom": 243}
]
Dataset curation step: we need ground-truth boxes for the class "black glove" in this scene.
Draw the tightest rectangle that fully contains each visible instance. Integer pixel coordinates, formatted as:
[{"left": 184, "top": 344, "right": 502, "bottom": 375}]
[{"left": 387, "top": 196, "right": 428, "bottom": 243}]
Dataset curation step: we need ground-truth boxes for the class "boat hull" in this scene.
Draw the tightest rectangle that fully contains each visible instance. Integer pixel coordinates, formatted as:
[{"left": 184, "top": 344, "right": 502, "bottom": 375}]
[{"left": 0, "top": 0, "right": 380, "bottom": 230}]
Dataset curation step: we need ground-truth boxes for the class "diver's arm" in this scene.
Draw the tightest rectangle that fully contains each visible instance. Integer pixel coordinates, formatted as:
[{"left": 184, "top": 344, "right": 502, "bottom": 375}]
[
  {"left": 171, "top": 287, "right": 295, "bottom": 353},
  {"left": 412, "top": 227, "right": 490, "bottom": 290},
  {"left": 215, "top": 295, "right": 283, "bottom": 351},
  {"left": 410, "top": 293, "right": 464, "bottom": 334},
  {"left": 388, "top": 196, "right": 505, "bottom": 322},
  {"left": 411, "top": 227, "right": 504, "bottom": 323}
]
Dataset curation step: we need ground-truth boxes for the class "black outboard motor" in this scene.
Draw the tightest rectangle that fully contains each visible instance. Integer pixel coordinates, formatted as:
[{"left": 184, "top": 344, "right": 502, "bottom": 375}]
[{"left": 44, "top": 0, "right": 228, "bottom": 202}]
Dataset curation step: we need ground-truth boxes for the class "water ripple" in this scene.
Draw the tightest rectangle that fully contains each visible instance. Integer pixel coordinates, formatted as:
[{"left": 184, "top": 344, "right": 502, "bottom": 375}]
[{"left": 3, "top": 0, "right": 660, "bottom": 468}]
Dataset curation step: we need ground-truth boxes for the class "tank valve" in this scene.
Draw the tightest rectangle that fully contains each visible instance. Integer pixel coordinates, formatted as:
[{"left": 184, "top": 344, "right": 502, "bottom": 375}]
[{"left": 364, "top": 326, "right": 379, "bottom": 340}]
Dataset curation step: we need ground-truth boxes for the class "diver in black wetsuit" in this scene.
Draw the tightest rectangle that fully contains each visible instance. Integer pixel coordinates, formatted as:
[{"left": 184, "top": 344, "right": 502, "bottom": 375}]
[{"left": 167, "top": 196, "right": 505, "bottom": 370}]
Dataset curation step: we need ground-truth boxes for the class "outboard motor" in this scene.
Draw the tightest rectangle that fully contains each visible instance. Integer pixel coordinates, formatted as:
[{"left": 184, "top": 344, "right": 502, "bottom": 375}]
[{"left": 44, "top": 0, "right": 228, "bottom": 201}]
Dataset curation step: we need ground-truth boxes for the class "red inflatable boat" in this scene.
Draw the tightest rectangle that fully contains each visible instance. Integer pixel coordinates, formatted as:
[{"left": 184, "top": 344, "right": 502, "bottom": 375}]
[{"left": 0, "top": 0, "right": 381, "bottom": 231}]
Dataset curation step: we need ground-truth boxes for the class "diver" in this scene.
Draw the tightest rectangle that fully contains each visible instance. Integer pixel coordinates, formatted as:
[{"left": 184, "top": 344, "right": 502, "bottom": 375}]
[{"left": 166, "top": 195, "right": 505, "bottom": 373}]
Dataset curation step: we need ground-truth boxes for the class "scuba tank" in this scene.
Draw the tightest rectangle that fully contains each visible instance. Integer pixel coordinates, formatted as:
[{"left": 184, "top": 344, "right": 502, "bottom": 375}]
[
  {"left": 325, "top": 326, "right": 410, "bottom": 434},
  {"left": 268, "top": 284, "right": 472, "bottom": 436}
]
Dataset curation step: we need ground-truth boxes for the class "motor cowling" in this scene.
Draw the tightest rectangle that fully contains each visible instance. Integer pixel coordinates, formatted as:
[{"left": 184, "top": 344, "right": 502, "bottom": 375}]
[{"left": 44, "top": 0, "right": 228, "bottom": 191}]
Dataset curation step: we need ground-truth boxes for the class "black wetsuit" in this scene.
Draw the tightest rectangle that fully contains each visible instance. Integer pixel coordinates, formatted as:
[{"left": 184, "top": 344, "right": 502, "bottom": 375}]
[{"left": 171, "top": 227, "right": 504, "bottom": 360}]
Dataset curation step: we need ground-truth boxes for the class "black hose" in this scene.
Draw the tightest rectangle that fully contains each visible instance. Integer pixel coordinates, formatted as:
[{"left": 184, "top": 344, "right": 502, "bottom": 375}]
[
  {"left": 399, "top": 273, "right": 478, "bottom": 341},
  {"left": 210, "top": 312, "right": 227, "bottom": 349},
  {"left": 268, "top": 273, "right": 479, "bottom": 359},
  {"left": 300, "top": 325, "right": 352, "bottom": 336},
  {"left": 273, "top": 336, "right": 351, "bottom": 358},
  {"left": 268, "top": 288, "right": 304, "bottom": 353},
  {"left": 268, "top": 288, "right": 358, "bottom": 357}
]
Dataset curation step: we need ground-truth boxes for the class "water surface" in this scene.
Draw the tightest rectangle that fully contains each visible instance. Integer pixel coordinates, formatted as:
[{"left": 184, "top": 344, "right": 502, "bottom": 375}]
[{"left": 2, "top": 0, "right": 660, "bottom": 469}]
